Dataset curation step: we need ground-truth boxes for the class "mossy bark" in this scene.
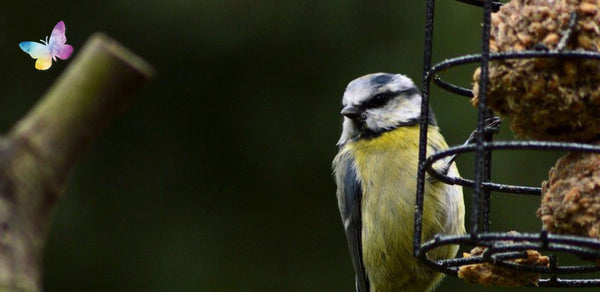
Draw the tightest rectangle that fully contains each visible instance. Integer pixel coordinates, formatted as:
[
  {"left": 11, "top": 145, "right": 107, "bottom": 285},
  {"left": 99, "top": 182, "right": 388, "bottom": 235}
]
[{"left": 0, "top": 33, "right": 154, "bottom": 291}]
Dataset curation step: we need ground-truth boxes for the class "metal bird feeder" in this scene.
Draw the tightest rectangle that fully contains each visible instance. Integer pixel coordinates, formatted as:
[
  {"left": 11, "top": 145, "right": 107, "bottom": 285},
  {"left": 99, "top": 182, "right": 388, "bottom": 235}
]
[{"left": 413, "top": 0, "right": 600, "bottom": 287}]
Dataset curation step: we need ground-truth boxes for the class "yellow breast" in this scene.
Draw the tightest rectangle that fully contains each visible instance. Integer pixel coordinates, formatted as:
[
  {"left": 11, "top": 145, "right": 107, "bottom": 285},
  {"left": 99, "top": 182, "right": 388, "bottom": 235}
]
[{"left": 342, "top": 125, "right": 464, "bottom": 291}]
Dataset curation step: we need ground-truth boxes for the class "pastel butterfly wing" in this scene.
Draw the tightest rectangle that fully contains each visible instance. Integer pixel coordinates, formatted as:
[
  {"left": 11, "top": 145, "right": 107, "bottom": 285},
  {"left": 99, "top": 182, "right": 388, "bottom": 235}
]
[
  {"left": 35, "top": 57, "right": 53, "bottom": 70},
  {"left": 55, "top": 44, "right": 73, "bottom": 60},
  {"left": 19, "top": 41, "right": 50, "bottom": 59},
  {"left": 48, "top": 21, "right": 73, "bottom": 60},
  {"left": 49, "top": 21, "right": 67, "bottom": 45}
]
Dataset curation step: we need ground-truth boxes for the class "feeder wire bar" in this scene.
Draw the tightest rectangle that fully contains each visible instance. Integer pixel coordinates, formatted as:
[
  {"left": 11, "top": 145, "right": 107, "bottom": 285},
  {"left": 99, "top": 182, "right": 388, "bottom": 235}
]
[
  {"left": 471, "top": 0, "right": 494, "bottom": 234},
  {"left": 414, "top": 0, "right": 437, "bottom": 257}
]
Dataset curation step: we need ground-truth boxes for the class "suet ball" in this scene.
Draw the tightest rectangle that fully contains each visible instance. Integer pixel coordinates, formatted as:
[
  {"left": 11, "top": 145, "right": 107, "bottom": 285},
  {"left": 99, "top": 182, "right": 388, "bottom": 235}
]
[
  {"left": 472, "top": 0, "right": 600, "bottom": 141},
  {"left": 537, "top": 150, "right": 600, "bottom": 240},
  {"left": 458, "top": 232, "right": 549, "bottom": 287}
]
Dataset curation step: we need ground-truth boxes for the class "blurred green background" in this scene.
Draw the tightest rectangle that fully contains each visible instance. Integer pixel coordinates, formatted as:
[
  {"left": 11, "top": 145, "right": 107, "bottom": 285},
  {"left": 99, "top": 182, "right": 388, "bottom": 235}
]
[{"left": 1, "top": 0, "right": 597, "bottom": 291}]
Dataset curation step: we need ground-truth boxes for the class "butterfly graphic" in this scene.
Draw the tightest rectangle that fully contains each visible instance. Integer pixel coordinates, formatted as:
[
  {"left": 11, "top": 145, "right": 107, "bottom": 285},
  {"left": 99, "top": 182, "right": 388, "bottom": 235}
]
[{"left": 19, "top": 21, "right": 74, "bottom": 70}]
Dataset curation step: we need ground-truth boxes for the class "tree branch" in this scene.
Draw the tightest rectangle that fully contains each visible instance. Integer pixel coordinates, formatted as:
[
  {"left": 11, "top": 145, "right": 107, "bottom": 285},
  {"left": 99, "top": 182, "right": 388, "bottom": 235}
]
[{"left": 0, "top": 33, "right": 154, "bottom": 291}]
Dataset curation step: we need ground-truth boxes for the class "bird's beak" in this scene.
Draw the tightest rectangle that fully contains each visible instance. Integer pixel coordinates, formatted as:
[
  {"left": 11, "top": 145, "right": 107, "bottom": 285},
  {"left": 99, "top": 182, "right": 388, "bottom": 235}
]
[{"left": 341, "top": 105, "right": 361, "bottom": 119}]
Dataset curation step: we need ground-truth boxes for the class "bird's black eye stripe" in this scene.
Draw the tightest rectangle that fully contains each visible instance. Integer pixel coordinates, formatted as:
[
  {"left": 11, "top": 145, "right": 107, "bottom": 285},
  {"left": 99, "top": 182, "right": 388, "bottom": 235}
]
[
  {"left": 363, "top": 92, "right": 396, "bottom": 108},
  {"left": 361, "top": 87, "right": 420, "bottom": 109}
]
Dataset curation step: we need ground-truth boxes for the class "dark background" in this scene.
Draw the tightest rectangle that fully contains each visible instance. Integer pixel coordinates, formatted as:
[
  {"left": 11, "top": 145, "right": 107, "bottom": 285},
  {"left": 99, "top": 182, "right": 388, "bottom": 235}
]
[{"left": 1, "top": 1, "right": 596, "bottom": 291}]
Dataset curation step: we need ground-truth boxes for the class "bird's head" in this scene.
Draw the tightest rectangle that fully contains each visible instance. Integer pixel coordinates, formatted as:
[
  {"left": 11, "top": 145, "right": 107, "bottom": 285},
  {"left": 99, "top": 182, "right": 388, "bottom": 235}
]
[{"left": 337, "top": 73, "right": 434, "bottom": 145}]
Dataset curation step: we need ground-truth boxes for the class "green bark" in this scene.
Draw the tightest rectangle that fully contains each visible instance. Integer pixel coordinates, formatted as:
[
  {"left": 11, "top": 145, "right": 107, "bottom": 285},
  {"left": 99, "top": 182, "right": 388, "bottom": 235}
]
[{"left": 0, "top": 33, "right": 154, "bottom": 291}]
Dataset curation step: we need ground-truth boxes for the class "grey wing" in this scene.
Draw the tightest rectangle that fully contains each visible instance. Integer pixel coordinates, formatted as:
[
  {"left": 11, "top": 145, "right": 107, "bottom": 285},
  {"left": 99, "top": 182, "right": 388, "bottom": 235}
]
[{"left": 335, "top": 155, "right": 370, "bottom": 292}]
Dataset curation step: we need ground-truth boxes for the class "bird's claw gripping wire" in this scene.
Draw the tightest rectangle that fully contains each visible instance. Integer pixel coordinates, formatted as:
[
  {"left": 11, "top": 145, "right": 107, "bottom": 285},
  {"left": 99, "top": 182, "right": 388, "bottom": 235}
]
[
  {"left": 432, "top": 116, "right": 502, "bottom": 180},
  {"left": 465, "top": 116, "right": 502, "bottom": 146}
]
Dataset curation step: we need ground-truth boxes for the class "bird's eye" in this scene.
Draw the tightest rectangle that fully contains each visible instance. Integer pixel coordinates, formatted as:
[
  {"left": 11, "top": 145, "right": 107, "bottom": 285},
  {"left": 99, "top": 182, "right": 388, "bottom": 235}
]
[{"left": 363, "top": 92, "right": 396, "bottom": 108}]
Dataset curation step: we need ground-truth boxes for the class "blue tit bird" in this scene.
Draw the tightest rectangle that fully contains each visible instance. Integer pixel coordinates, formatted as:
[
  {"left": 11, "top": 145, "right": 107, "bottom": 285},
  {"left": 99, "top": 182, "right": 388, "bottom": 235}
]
[{"left": 332, "top": 73, "right": 465, "bottom": 292}]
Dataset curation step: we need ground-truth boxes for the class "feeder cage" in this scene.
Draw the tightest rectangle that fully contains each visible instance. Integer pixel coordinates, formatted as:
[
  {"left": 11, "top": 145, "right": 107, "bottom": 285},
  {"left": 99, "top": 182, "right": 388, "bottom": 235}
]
[{"left": 414, "top": 0, "right": 600, "bottom": 287}]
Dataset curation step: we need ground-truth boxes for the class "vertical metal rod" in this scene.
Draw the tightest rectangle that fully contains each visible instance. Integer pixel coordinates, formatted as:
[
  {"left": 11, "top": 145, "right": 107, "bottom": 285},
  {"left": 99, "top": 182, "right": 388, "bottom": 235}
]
[
  {"left": 482, "top": 109, "right": 493, "bottom": 232},
  {"left": 472, "top": 0, "right": 493, "bottom": 234},
  {"left": 414, "top": 0, "right": 436, "bottom": 256},
  {"left": 549, "top": 254, "right": 558, "bottom": 283}
]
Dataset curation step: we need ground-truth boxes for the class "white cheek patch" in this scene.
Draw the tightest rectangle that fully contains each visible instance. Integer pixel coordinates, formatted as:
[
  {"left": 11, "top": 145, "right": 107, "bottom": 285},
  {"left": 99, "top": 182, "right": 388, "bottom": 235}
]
[{"left": 365, "top": 98, "right": 421, "bottom": 130}]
